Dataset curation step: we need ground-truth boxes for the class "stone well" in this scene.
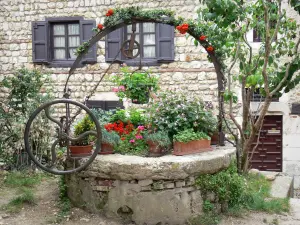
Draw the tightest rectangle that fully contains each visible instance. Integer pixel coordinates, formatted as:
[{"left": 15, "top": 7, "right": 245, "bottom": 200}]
[{"left": 65, "top": 146, "right": 235, "bottom": 225}]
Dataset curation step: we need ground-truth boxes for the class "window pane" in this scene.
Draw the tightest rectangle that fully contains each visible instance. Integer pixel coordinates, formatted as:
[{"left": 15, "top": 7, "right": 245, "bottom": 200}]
[
  {"left": 143, "top": 34, "right": 155, "bottom": 45},
  {"left": 127, "top": 34, "right": 139, "bottom": 41},
  {"left": 68, "top": 36, "right": 80, "bottom": 47},
  {"left": 144, "top": 46, "right": 156, "bottom": 58},
  {"left": 53, "top": 24, "right": 65, "bottom": 35},
  {"left": 127, "top": 23, "right": 140, "bottom": 33},
  {"left": 54, "top": 37, "right": 65, "bottom": 47},
  {"left": 54, "top": 49, "right": 66, "bottom": 59},
  {"left": 68, "top": 24, "right": 79, "bottom": 35},
  {"left": 69, "top": 49, "right": 76, "bottom": 59},
  {"left": 143, "top": 23, "right": 155, "bottom": 32}
]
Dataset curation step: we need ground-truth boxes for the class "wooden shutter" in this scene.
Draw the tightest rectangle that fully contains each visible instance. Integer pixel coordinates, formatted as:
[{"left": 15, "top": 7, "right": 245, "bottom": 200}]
[
  {"left": 80, "top": 20, "right": 97, "bottom": 64},
  {"left": 105, "top": 28, "right": 123, "bottom": 62},
  {"left": 157, "top": 23, "right": 174, "bottom": 61},
  {"left": 86, "top": 100, "right": 124, "bottom": 111},
  {"left": 32, "top": 21, "right": 48, "bottom": 63},
  {"left": 291, "top": 104, "right": 300, "bottom": 114}
]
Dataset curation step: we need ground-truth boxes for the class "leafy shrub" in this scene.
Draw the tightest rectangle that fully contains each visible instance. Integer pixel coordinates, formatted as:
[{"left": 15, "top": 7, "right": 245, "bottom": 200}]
[
  {"left": 173, "top": 129, "right": 210, "bottom": 143},
  {"left": 110, "top": 66, "right": 159, "bottom": 103},
  {"left": 148, "top": 91, "right": 217, "bottom": 138},
  {"left": 90, "top": 108, "right": 113, "bottom": 125},
  {"left": 73, "top": 115, "right": 96, "bottom": 146},
  {"left": 196, "top": 162, "right": 246, "bottom": 207},
  {"left": 0, "top": 68, "right": 53, "bottom": 169},
  {"left": 110, "top": 108, "right": 146, "bottom": 126}
]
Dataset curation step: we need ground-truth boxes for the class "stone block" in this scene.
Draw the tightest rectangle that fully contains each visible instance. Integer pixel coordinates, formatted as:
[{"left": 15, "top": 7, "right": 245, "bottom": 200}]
[
  {"left": 175, "top": 181, "right": 186, "bottom": 188},
  {"left": 164, "top": 182, "right": 175, "bottom": 189},
  {"left": 138, "top": 179, "right": 153, "bottom": 186},
  {"left": 92, "top": 186, "right": 110, "bottom": 192},
  {"left": 186, "top": 176, "right": 195, "bottom": 186},
  {"left": 270, "top": 175, "right": 294, "bottom": 198},
  {"left": 152, "top": 182, "right": 164, "bottom": 190},
  {"left": 141, "top": 185, "right": 152, "bottom": 191}
]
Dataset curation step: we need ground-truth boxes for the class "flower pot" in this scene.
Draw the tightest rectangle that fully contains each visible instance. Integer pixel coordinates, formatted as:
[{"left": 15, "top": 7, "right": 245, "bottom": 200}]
[
  {"left": 210, "top": 132, "right": 219, "bottom": 145},
  {"left": 173, "top": 139, "right": 212, "bottom": 156},
  {"left": 147, "top": 140, "right": 164, "bottom": 157},
  {"left": 99, "top": 143, "right": 114, "bottom": 155},
  {"left": 69, "top": 145, "right": 93, "bottom": 157}
]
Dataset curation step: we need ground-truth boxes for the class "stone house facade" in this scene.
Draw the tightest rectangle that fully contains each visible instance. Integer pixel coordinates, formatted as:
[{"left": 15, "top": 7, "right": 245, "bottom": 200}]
[{"left": 1, "top": 1, "right": 300, "bottom": 191}]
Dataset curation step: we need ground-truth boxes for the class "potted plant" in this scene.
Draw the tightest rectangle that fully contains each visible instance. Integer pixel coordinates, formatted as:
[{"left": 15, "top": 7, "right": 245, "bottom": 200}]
[
  {"left": 70, "top": 115, "right": 96, "bottom": 157},
  {"left": 110, "top": 66, "right": 158, "bottom": 104},
  {"left": 145, "top": 131, "right": 172, "bottom": 157},
  {"left": 173, "top": 129, "right": 212, "bottom": 156},
  {"left": 100, "top": 128, "right": 120, "bottom": 154}
]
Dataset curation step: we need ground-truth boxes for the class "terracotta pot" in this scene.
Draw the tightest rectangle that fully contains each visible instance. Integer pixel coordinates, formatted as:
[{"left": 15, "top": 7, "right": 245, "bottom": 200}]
[
  {"left": 99, "top": 143, "right": 114, "bottom": 155},
  {"left": 147, "top": 140, "right": 164, "bottom": 157},
  {"left": 69, "top": 145, "right": 93, "bottom": 157},
  {"left": 173, "top": 139, "right": 212, "bottom": 156}
]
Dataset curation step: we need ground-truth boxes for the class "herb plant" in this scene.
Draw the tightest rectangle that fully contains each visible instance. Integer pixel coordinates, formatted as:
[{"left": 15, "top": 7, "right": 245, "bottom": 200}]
[
  {"left": 101, "top": 128, "right": 120, "bottom": 146},
  {"left": 173, "top": 129, "right": 210, "bottom": 143},
  {"left": 145, "top": 131, "right": 171, "bottom": 148}
]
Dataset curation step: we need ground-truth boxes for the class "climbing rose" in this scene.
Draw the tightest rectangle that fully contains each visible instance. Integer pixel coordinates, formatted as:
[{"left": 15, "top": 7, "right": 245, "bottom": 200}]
[
  {"left": 137, "top": 125, "right": 145, "bottom": 131},
  {"left": 176, "top": 23, "right": 189, "bottom": 34},
  {"left": 106, "top": 9, "right": 114, "bottom": 16},
  {"left": 118, "top": 86, "right": 125, "bottom": 91},
  {"left": 199, "top": 35, "right": 206, "bottom": 41},
  {"left": 207, "top": 46, "right": 214, "bottom": 52},
  {"left": 112, "top": 87, "right": 118, "bottom": 92},
  {"left": 97, "top": 24, "right": 104, "bottom": 30},
  {"left": 135, "top": 135, "right": 143, "bottom": 140}
]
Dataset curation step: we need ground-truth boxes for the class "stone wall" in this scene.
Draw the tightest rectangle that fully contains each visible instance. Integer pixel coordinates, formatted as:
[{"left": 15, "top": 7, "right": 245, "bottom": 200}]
[
  {"left": 0, "top": 0, "right": 219, "bottom": 107},
  {"left": 65, "top": 147, "right": 235, "bottom": 225}
]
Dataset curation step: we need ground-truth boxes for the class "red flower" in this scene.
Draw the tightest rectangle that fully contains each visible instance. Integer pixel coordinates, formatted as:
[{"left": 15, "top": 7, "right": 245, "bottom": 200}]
[
  {"left": 97, "top": 24, "right": 104, "bottom": 30},
  {"left": 106, "top": 9, "right": 114, "bottom": 17},
  {"left": 199, "top": 35, "right": 206, "bottom": 41},
  {"left": 121, "top": 137, "right": 126, "bottom": 141},
  {"left": 207, "top": 46, "right": 214, "bottom": 52},
  {"left": 176, "top": 23, "right": 189, "bottom": 34}
]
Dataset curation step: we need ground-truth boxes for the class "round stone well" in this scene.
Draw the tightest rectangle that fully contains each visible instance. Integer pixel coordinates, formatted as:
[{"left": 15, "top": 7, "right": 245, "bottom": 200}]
[{"left": 65, "top": 146, "right": 235, "bottom": 225}]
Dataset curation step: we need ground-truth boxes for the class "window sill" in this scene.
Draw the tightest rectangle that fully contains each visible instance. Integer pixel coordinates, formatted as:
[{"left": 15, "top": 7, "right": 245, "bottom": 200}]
[
  {"left": 34, "top": 60, "right": 96, "bottom": 68},
  {"left": 105, "top": 59, "right": 174, "bottom": 67}
]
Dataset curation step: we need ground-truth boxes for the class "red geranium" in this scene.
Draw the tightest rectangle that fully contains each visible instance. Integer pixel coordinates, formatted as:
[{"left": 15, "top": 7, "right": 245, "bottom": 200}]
[
  {"left": 199, "top": 35, "right": 206, "bottom": 41},
  {"left": 106, "top": 9, "right": 114, "bottom": 17},
  {"left": 97, "top": 24, "right": 104, "bottom": 30},
  {"left": 176, "top": 23, "right": 189, "bottom": 34},
  {"left": 207, "top": 46, "right": 214, "bottom": 52}
]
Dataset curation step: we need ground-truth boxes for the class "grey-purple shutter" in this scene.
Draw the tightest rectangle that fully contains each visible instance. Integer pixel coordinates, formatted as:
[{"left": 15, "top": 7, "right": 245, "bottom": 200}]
[
  {"left": 157, "top": 23, "right": 174, "bottom": 61},
  {"left": 80, "top": 20, "right": 97, "bottom": 63},
  {"left": 105, "top": 29, "right": 122, "bottom": 62},
  {"left": 32, "top": 21, "right": 48, "bottom": 63}
]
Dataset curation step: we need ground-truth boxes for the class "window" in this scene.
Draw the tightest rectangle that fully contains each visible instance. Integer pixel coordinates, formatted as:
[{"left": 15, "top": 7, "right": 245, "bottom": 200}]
[
  {"left": 32, "top": 17, "right": 96, "bottom": 67},
  {"left": 106, "top": 22, "right": 174, "bottom": 65},
  {"left": 247, "top": 88, "right": 279, "bottom": 102},
  {"left": 86, "top": 100, "right": 124, "bottom": 111}
]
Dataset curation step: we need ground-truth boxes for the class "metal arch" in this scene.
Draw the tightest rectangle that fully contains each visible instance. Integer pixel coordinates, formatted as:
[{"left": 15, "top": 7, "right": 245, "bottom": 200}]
[
  {"left": 24, "top": 99, "right": 102, "bottom": 175},
  {"left": 67, "top": 18, "right": 174, "bottom": 86}
]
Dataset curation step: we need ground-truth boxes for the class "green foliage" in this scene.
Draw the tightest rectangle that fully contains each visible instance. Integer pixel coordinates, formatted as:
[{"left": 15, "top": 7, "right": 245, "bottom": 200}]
[
  {"left": 173, "top": 129, "right": 210, "bottom": 143},
  {"left": 102, "top": 128, "right": 120, "bottom": 145},
  {"left": 188, "top": 212, "right": 220, "bottom": 225},
  {"left": 91, "top": 108, "right": 113, "bottom": 125},
  {"left": 110, "top": 108, "right": 146, "bottom": 126},
  {"left": 291, "top": 0, "right": 300, "bottom": 13},
  {"left": 145, "top": 131, "right": 171, "bottom": 148},
  {"left": 114, "top": 129, "right": 147, "bottom": 155},
  {"left": 73, "top": 115, "right": 96, "bottom": 146},
  {"left": 3, "top": 187, "right": 35, "bottom": 213},
  {"left": 110, "top": 67, "right": 159, "bottom": 104},
  {"left": 4, "top": 172, "right": 44, "bottom": 188},
  {"left": 196, "top": 162, "right": 246, "bottom": 207},
  {"left": 0, "top": 68, "right": 53, "bottom": 169},
  {"left": 56, "top": 175, "right": 71, "bottom": 223},
  {"left": 149, "top": 92, "right": 217, "bottom": 138}
]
